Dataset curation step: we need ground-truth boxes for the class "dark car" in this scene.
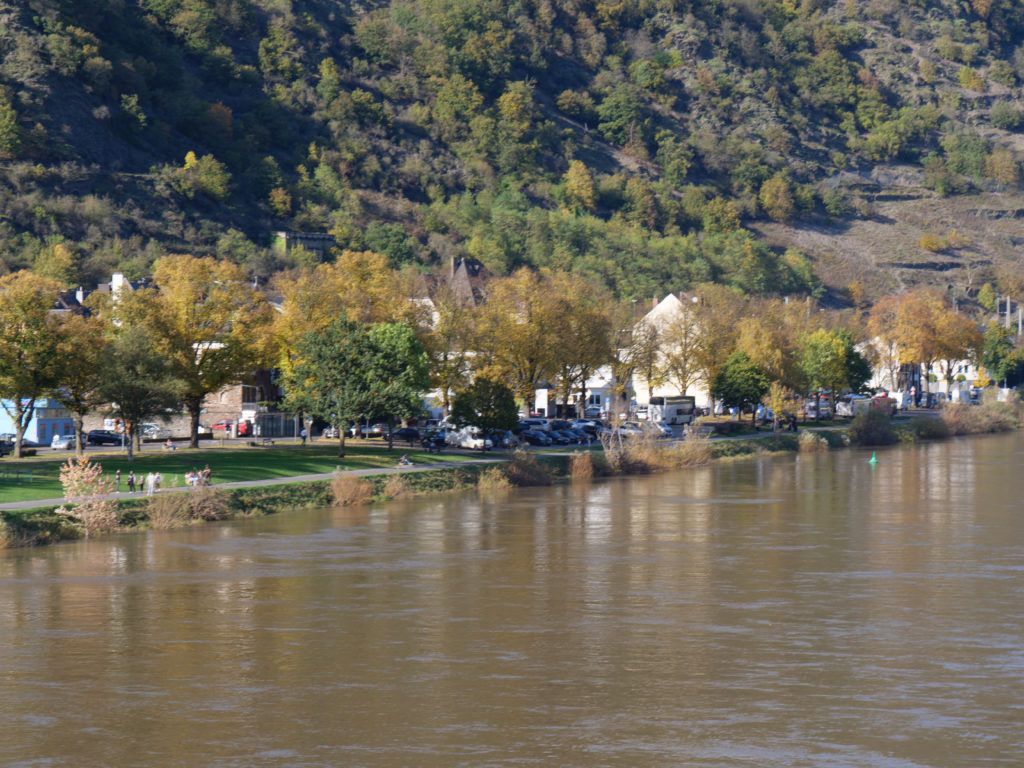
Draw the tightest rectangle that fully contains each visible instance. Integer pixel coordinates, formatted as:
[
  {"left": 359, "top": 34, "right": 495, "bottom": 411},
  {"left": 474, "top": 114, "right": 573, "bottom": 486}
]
[
  {"left": 393, "top": 427, "right": 420, "bottom": 445},
  {"left": 86, "top": 430, "right": 123, "bottom": 446},
  {"left": 547, "top": 430, "right": 572, "bottom": 445},
  {"left": 519, "top": 429, "right": 551, "bottom": 446}
]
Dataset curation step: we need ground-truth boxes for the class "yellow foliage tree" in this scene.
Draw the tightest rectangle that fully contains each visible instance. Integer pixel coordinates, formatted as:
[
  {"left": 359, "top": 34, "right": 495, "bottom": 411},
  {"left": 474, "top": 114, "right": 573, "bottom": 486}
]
[{"left": 118, "top": 255, "right": 273, "bottom": 446}]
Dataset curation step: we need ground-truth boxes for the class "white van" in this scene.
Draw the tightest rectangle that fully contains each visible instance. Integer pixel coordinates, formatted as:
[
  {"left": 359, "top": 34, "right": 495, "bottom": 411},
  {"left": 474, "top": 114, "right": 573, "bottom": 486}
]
[{"left": 446, "top": 426, "right": 494, "bottom": 451}]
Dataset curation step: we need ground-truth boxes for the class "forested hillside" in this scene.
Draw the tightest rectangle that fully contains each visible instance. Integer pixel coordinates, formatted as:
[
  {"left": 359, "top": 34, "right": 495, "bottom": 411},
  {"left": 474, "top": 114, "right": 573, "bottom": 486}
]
[{"left": 3, "top": 0, "right": 1024, "bottom": 304}]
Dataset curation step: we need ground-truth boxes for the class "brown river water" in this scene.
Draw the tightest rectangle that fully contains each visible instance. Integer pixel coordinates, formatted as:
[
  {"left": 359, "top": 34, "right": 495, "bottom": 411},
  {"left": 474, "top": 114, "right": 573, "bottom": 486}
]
[{"left": 2, "top": 433, "right": 1024, "bottom": 767}]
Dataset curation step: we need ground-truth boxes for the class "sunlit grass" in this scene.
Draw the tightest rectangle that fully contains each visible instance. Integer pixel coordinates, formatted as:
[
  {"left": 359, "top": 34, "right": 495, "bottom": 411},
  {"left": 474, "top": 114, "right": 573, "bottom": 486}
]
[{"left": 0, "top": 443, "right": 482, "bottom": 504}]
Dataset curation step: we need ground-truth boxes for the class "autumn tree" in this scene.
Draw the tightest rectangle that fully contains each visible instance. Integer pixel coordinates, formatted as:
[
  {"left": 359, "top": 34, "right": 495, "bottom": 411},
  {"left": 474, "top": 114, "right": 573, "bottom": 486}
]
[
  {"left": 563, "top": 160, "right": 596, "bottom": 213},
  {"left": 0, "top": 272, "right": 63, "bottom": 458},
  {"left": 118, "top": 255, "right": 273, "bottom": 447},
  {"left": 423, "top": 284, "right": 478, "bottom": 417},
  {"left": 548, "top": 273, "right": 613, "bottom": 417},
  {"left": 934, "top": 309, "right": 983, "bottom": 392},
  {"left": 657, "top": 297, "right": 705, "bottom": 397},
  {"left": 474, "top": 268, "right": 563, "bottom": 409},
  {"left": 52, "top": 313, "right": 109, "bottom": 457}
]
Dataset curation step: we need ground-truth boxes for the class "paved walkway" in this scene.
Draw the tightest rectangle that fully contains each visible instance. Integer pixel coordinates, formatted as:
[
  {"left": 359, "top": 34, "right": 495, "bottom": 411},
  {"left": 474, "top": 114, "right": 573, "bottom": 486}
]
[{"left": 0, "top": 457, "right": 504, "bottom": 512}]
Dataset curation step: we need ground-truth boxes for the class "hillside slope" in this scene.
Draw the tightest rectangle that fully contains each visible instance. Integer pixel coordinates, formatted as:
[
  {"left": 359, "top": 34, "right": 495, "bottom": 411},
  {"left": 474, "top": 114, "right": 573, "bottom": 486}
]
[{"left": 0, "top": 0, "right": 1022, "bottom": 304}]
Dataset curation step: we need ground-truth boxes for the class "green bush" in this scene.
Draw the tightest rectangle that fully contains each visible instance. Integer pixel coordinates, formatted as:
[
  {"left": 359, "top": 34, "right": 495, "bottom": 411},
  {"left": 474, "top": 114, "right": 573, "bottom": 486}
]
[{"left": 847, "top": 409, "right": 898, "bottom": 446}]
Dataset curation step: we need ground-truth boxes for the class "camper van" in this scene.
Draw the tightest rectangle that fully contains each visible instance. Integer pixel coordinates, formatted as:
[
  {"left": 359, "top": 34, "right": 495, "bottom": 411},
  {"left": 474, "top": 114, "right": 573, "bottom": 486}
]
[{"left": 646, "top": 395, "right": 697, "bottom": 425}]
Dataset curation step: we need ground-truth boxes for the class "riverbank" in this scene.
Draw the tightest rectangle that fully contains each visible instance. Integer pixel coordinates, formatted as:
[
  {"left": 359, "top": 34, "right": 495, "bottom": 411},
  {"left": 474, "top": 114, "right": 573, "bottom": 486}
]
[{"left": 3, "top": 402, "right": 1020, "bottom": 549}]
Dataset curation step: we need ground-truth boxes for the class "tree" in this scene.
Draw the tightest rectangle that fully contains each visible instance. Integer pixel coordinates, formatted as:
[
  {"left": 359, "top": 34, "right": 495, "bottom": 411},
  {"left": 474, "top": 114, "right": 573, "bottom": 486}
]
[
  {"left": 799, "top": 328, "right": 855, "bottom": 419},
  {"left": 449, "top": 378, "right": 518, "bottom": 449},
  {"left": 474, "top": 268, "right": 562, "bottom": 409},
  {"left": 934, "top": 310, "right": 982, "bottom": 392},
  {"left": 0, "top": 272, "right": 63, "bottom": 458},
  {"left": 363, "top": 322, "right": 430, "bottom": 450},
  {"left": 424, "top": 285, "right": 478, "bottom": 417},
  {"left": 284, "top": 319, "right": 427, "bottom": 457},
  {"left": 658, "top": 299, "right": 705, "bottom": 397},
  {"left": 52, "top": 313, "right": 109, "bottom": 457},
  {"left": 711, "top": 351, "right": 770, "bottom": 423},
  {"left": 284, "top": 319, "right": 374, "bottom": 458},
  {"left": 548, "top": 273, "right": 613, "bottom": 418},
  {"left": 759, "top": 172, "right": 795, "bottom": 222},
  {"left": 563, "top": 160, "right": 596, "bottom": 213},
  {"left": 980, "top": 322, "right": 1018, "bottom": 387},
  {"left": 96, "top": 326, "right": 182, "bottom": 463},
  {"left": 119, "top": 255, "right": 272, "bottom": 447}
]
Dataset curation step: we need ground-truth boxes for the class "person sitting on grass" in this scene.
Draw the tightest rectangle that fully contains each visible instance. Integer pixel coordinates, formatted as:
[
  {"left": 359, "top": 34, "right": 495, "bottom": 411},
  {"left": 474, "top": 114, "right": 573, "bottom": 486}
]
[
  {"left": 164, "top": 438, "right": 176, "bottom": 451},
  {"left": 398, "top": 454, "right": 412, "bottom": 466}
]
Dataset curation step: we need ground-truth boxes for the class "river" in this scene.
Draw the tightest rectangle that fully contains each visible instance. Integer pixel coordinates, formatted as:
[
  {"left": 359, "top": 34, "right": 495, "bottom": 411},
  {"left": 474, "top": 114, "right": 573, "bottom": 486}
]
[{"left": 2, "top": 433, "right": 1024, "bottom": 767}]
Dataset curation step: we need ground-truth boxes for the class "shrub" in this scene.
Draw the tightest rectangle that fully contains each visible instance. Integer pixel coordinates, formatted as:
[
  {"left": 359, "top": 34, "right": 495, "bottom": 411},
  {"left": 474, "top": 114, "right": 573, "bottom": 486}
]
[
  {"left": 146, "top": 494, "right": 192, "bottom": 530},
  {"left": 188, "top": 486, "right": 231, "bottom": 521},
  {"left": 668, "top": 431, "right": 713, "bottom": 466},
  {"left": 503, "top": 451, "right": 553, "bottom": 486},
  {"left": 477, "top": 466, "right": 511, "bottom": 490},
  {"left": 798, "top": 431, "right": 829, "bottom": 453},
  {"left": 331, "top": 474, "right": 374, "bottom": 506},
  {"left": 907, "top": 416, "right": 951, "bottom": 441},
  {"left": 383, "top": 474, "right": 412, "bottom": 499},
  {"left": 569, "top": 451, "right": 594, "bottom": 480},
  {"left": 942, "top": 401, "right": 1018, "bottom": 435},
  {"left": 847, "top": 409, "right": 898, "bottom": 446},
  {"left": 54, "top": 456, "right": 118, "bottom": 537}
]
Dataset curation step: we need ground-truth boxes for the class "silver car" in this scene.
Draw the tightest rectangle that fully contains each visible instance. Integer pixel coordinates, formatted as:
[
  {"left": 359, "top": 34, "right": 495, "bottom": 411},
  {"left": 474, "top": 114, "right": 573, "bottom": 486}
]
[{"left": 51, "top": 433, "right": 78, "bottom": 450}]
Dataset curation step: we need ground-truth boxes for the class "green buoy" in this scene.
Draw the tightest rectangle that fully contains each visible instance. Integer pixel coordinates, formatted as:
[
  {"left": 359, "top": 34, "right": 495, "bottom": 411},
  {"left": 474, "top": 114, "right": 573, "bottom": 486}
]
[{"left": 868, "top": 451, "right": 877, "bottom": 464}]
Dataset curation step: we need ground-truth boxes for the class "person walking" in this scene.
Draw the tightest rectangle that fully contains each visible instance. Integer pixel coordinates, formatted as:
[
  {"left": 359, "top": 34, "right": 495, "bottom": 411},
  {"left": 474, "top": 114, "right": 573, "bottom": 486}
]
[
  {"left": 154, "top": 472, "right": 162, "bottom": 491},
  {"left": 127, "top": 470, "right": 136, "bottom": 493},
  {"left": 115, "top": 469, "right": 121, "bottom": 492},
  {"left": 300, "top": 427, "right": 308, "bottom": 445},
  {"left": 145, "top": 472, "right": 155, "bottom": 496}
]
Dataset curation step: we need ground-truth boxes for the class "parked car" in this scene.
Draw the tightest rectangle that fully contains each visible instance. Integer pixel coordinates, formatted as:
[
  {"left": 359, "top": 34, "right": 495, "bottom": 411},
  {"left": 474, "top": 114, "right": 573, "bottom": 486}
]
[
  {"left": 612, "top": 422, "right": 645, "bottom": 438},
  {"left": 86, "top": 429, "right": 123, "bottom": 446},
  {"left": 393, "top": 427, "right": 421, "bottom": 445},
  {"left": 518, "top": 417, "right": 550, "bottom": 432},
  {"left": 487, "top": 430, "right": 520, "bottom": 449},
  {"left": 141, "top": 423, "right": 173, "bottom": 440},
  {"left": 51, "top": 433, "right": 81, "bottom": 450},
  {"left": 519, "top": 429, "right": 552, "bottom": 446},
  {"left": 321, "top": 426, "right": 339, "bottom": 439},
  {"left": 211, "top": 419, "right": 252, "bottom": 437}
]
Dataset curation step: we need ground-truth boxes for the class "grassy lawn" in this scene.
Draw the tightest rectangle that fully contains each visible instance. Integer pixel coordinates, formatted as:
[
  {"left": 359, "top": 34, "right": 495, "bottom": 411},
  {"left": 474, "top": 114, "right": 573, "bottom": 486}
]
[{"left": 0, "top": 442, "right": 482, "bottom": 504}]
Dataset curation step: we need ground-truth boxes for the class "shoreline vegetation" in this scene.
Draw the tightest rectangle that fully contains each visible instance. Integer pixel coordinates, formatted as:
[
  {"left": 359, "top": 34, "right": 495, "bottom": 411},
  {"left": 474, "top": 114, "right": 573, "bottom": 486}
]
[{"left": 3, "top": 400, "right": 1021, "bottom": 549}]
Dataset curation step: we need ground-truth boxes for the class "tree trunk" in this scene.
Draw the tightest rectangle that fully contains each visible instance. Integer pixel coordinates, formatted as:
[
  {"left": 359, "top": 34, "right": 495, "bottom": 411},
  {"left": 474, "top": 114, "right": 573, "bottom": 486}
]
[
  {"left": 125, "top": 425, "right": 135, "bottom": 462},
  {"left": 337, "top": 431, "right": 346, "bottom": 458},
  {"left": 73, "top": 412, "right": 85, "bottom": 458},
  {"left": 9, "top": 398, "right": 34, "bottom": 460},
  {"left": 187, "top": 398, "right": 202, "bottom": 448}
]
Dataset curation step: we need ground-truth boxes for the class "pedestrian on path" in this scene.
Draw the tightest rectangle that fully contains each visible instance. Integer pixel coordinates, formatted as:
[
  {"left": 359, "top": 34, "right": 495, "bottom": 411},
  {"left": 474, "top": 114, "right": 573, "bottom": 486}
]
[
  {"left": 115, "top": 469, "right": 121, "bottom": 492},
  {"left": 127, "top": 470, "right": 136, "bottom": 493},
  {"left": 145, "top": 472, "right": 155, "bottom": 496},
  {"left": 300, "top": 427, "right": 308, "bottom": 445}
]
